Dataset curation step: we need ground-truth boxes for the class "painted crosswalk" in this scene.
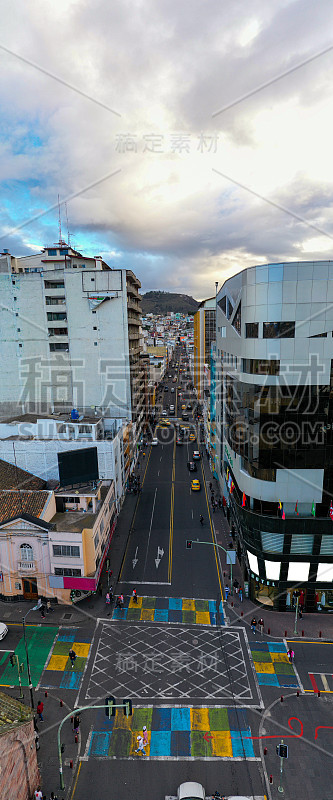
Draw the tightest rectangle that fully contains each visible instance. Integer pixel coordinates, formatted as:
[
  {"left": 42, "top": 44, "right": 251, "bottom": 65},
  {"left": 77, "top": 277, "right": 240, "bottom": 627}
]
[
  {"left": 85, "top": 706, "right": 258, "bottom": 760},
  {"left": 0, "top": 626, "right": 58, "bottom": 688},
  {"left": 308, "top": 672, "right": 333, "bottom": 692},
  {"left": 111, "top": 595, "right": 225, "bottom": 625},
  {"left": 39, "top": 627, "right": 92, "bottom": 691},
  {"left": 249, "top": 641, "right": 299, "bottom": 688}
]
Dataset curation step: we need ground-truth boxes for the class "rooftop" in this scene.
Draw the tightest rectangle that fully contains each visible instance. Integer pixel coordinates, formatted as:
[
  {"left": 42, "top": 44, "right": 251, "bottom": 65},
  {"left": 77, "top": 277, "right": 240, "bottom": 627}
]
[
  {"left": 0, "top": 490, "right": 51, "bottom": 525},
  {"left": 0, "top": 458, "right": 45, "bottom": 491},
  {"left": 0, "top": 691, "right": 32, "bottom": 735},
  {"left": 1, "top": 412, "right": 102, "bottom": 425}
]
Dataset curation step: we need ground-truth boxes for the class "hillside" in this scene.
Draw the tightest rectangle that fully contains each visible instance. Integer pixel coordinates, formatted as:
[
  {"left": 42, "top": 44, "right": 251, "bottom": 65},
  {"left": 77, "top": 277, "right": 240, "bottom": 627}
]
[{"left": 141, "top": 291, "right": 199, "bottom": 314}]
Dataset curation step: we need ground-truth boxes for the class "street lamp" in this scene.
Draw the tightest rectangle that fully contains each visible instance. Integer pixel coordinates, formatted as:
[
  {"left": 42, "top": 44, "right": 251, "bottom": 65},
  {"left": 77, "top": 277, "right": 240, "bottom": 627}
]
[{"left": 22, "top": 599, "right": 41, "bottom": 710}]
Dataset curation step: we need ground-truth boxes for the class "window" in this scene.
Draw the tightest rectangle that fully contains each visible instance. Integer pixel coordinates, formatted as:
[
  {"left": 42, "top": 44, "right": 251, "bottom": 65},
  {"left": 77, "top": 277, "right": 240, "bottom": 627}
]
[
  {"left": 94, "top": 342, "right": 98, "bottom": 346},
  {"left": 19, "top": 343, "right": 22, "bottom": 348},
  {"left": 59, "top": 248, "right": 68, "bottom": 254},
  {"left": 44, "top": 281, "right": 65, "bottom": 289},
  {"left": 317, "top": 563, "right": 333, "bottom": 582},
  {"left": 20, "top": 543, "right": 33, "bottom": 561},
  {"left": 48, "top": 328, "right": 68, "bottom": 336},
  {"left": 246, "top": 322, "right": 259, "bottom": 338},
  {"left": 45, "top": 297, "right": 66, "bottom": 305},
  {"left": 261, "top": 532, "right": 284, "bottom": 553},
  {"left": 100, "top": 518, "right": 105, "bottom": 534},
  {"left": 287, "top": 562, "right": 310, "bottom": 581},
  {"left": 290, "top": 535, "right": 314, "bottom": 555},
  {"left": 53, "top": 545, "right": 80, "bottom": 557},
  {"left": 242, "top": 358, "right": 280, "bottom": 375},
  {"left": 48, "top": 249, "right": 57, "bottom": 256},
  {"left": 247, "top": 550, "right": 259, "bottom": 575},
  {"left": 47, "top": 312, "right": 67, "bottom": 321},
  {"left": 17, "top": 328, "right": 20, "bottom": 332},
  {"left": 265, "top": 560, "right": 281, "bottom": 580},
  {"left": 94, "top": 532, "right": 100, "bottom": 549},
  {"left": 13, "top": 296, "right": 17, "bottom": 301},
  {"left": 263, "top": 321, "right": 295, "bottom": 338},
  {"left": 232, "top": 302, "right": 241, "bottom": 335},
  {"left": 93, "top": 326, "right": 97, "bottom": 330},
  {"left": 320, "top": 536, "right": 333, "bottom": 555},
  {"left": 54, "top": 567, "right": 81, "bottom": 576},
  {"left": 50, "top": 343, "right": 68, "bottom": 351},
  {"left": 218, "top": 296, "right": 226, "bottom": 314}
]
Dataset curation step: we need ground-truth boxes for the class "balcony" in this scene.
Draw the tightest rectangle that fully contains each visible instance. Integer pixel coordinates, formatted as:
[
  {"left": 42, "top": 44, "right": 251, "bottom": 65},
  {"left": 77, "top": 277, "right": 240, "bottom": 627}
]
[{"left": 18, "top": 561, "right": 36, "bottom": 573}]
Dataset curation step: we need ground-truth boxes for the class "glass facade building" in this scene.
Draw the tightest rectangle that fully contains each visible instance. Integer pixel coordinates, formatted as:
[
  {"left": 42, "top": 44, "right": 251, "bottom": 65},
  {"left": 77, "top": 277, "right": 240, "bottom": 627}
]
[{"left": 216, "top": 261, "right": 333, "bottom": 612}]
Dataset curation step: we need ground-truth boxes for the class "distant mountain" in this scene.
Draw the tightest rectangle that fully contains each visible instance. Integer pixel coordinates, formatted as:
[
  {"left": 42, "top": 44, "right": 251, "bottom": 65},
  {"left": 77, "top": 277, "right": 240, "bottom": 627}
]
[{"left": 141, "top": 291, "right": 199, "bottom": 314}]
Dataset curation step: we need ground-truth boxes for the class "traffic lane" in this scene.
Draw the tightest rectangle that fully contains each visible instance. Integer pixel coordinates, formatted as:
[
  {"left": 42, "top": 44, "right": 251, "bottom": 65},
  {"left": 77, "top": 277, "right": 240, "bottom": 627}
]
[
  {"left": 286, "top": 639, "right": 333, "bottom": 692},
  {"left": 73, "top": 751, "right": 264, "bottom": 800},
  {"left": 120, "top": 480, "right": 172, "bottom": 584},
  {"left": 171, "top": 474, "right": 221, "bottom": 599}
]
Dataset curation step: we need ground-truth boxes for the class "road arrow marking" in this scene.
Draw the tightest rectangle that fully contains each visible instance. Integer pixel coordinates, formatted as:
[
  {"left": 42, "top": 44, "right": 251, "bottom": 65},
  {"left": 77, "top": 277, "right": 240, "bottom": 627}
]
[
  {"left": 203, "top": 732, "right": 213, "bottom": 743},
  {"left": 155, "top": 546, "right": 164, "bottom": 568},
  {"left": 132, "top": 546, "right": 139, "bottom": 569}
]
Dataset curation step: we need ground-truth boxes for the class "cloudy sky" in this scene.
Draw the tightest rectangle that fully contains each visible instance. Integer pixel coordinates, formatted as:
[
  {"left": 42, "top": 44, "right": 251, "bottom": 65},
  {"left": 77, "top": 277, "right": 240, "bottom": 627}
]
[{"left": 1, "top": 0, "right": 333, "bottom": 299}]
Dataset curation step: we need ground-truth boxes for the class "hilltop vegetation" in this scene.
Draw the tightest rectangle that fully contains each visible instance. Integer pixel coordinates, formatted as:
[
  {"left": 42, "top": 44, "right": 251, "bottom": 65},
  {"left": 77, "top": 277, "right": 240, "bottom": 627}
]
[{"left": 142, "top": 291, "right": 199, "bottom": 314}]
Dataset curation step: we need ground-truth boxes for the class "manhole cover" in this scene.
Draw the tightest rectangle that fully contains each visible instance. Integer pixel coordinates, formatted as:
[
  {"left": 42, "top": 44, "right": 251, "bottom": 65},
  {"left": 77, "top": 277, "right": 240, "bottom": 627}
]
[{"left": 62, "top": 613, "right": 72, "bottom": 620}]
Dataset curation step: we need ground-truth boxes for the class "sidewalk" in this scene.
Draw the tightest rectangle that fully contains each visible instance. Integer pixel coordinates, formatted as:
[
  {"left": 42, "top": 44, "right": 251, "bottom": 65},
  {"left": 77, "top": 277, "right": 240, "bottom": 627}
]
[{"left": 202, "top": 452, "right": 333, "bottom": 642}]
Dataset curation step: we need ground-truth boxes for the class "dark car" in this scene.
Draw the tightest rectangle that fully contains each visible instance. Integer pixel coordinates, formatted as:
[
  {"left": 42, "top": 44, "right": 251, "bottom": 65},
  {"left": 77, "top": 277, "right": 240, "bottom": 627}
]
[
  {"left": 164, "top": 386, "right": 169, "bottom": 392},
  {"left": 187, "top": 461, "right": 197, "bottom": 471},
  {"left": 176, "top": 438, "right": 183, "bottom": 445},
  {"left": 187, "top": 403, "right": 192, "bottom": 410}
]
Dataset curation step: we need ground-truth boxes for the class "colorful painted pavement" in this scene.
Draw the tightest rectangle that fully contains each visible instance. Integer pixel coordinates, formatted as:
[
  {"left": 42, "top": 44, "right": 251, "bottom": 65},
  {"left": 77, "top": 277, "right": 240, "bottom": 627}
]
[
  {"left": 111, "top": 596, "right": 225, "bottom": 625},
  {"left": 249, "top": 641, "right": 299, "bottom": 688},
  {"left": 0, "top": 625, "right": 58, "bottom": 688},
  {"left": 87, "top": 706, "right": 256, "bottom": 760},
  {"left": 40, "top": 627, "right": 92, "bottom": 690}
]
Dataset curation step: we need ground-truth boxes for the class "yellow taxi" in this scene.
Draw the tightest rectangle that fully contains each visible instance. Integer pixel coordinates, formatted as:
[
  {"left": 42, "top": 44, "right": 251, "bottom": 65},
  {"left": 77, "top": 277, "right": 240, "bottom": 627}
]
[
  {"left": 189, "top": 433, "right": 196, "bottom": 442},
  {"left": 191, "top": 479, "right": 201, "bottom": 491},
  {"left": 182, "top": 404, "right": 186, "bottom": 410}
]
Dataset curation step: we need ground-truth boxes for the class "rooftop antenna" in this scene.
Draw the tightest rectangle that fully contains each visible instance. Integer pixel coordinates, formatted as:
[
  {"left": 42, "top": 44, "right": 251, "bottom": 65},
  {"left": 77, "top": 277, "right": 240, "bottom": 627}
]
[
  {"left": 58, "top": 194, "right": 62, "bottom": 244},
  {"left": 65, "top": 202, "right": 71, "bottom": 247}
]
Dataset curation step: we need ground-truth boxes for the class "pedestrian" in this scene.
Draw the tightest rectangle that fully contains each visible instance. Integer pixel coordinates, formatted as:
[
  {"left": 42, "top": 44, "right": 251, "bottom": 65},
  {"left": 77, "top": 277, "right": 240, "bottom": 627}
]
[
  {"left": 135, "top": 734, "right": 146, "bottom": 756},
  {"left": 239, "top": 588, "right": 243, "bottom": 603},
  {"left": 105, "top": 592, "right": 111, "bottom": 607},
  {"left": 251, "top": 617, "right": 257, "bottom": 634},
  {"left": 36, "top": 700, "right": 44, "bottom": 722},
  {"left": 218, "top": 498, "right": 223, "bottom": 509},
  {"left": 258, "top": 617, "right": 264, "bottom": 635},
  {"left": 132, "top": 588, "right": 138, "bottom": 603},
  {"left": 49, "top": 793, "right": 58, "bottom": 800},
  {"left": 34, "top": 788, "right": 43, "bottom": 800},
  {"left": 69, "top": 649, "right": 77, "bottom": 668},
  {"left": 233, "top": 580, "right": 239, "bottom": 595},
  {"left": 209, "top": 482, "right": 212, "bottom": 491},
  {"left": 73, "top": 713, "right": 80, "bottom": 734},
  {"left": 226, "top": 507, "right": 230, "bottom": 523},
  {"left": 46, "top": 599, "right": 54, "bottom": 613},
  {"left": 35, "top": 730, "right": 40, "bottom": 751},
  {"left": 299, "top": 603, "right": 303, "bottom": 619},
  {"left": 40, "top": 604, "right": 45, "bottom": 619},
  {"left": 225, "top": 586, "right": 229, "bottom": 601},
  {"left": 287, "top": 648, "right": 294, "bottom": 663},
  {"left": 142, "top": 725, "right": 148, "bottom": 745}
]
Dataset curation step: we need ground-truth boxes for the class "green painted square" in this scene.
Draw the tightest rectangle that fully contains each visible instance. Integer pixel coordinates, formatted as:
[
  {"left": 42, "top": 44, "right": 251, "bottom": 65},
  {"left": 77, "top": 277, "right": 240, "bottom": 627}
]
[
  {"left": 142, "top": 597, "right": 155, "bottom": 609},
  {"left": 52, "top": 641, "right": 72, "bottom": 655},
  {"left": 108, "top": 728, "right": 131, "bottom": 757},
  {"left": 132, "top": 707, "right": 153, "bottom": 730},
  {"left": 191, "top": 730, "right": 212, "bottom": 757},
  {"left": 64, "top": 656, "right": 86, "bottom": 672},
  {"left": 251, "top": 651, "right": 271, "bottom": 662},
  {"left": 195, "top": 599, "right": 209, "bottom": 612},
  {"left": 126, "top": 608, "right": 142, "bottom": 621},
  {"left": 273, "top": 662, "right": 294, "bottom": 675},
  {"left": 208, "top": 708, "right": 229, "bottom": 731},
  {"left": 182, "top": 611, "right": 195, "bottom": 623},
  {"left": 0, "top": 626, "right": 58, "bottom": 687}
]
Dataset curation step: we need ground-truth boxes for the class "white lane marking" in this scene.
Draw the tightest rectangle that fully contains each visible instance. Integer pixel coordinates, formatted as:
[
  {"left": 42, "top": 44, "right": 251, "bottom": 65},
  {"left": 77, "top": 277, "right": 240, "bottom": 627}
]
[
  {"left": 191, "top": 509, "right": 193, "bottom": 519},
  {"left": 132, "top": 546, "right": 139, "bottom": 569},
  {"left": 143, "top": 487, "right": 157, "bottom": 576},
  {"left": 158, "top": 470, "right": 160, "bottom": 476},
  {"left": 155, "top": 546, "right": 164, "bottom": 568}
]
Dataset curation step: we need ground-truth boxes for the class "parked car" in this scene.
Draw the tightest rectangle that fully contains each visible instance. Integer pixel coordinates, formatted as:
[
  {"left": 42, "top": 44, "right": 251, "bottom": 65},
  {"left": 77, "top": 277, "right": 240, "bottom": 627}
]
[
  {"left": 0, "top": 622, "right": 8, "bottom": 640},
  {"left": 177, "top": 783, "right": 205, "bottom": 800}
]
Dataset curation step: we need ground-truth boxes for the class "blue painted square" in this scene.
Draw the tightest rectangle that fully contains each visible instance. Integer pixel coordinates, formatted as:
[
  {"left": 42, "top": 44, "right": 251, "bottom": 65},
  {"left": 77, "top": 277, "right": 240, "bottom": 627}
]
[
  {"left": 210, "top": 612, "right": 217, "bottom": 626},
  {"left": 169, "top": 610, "right": 182, "bottom": 622},
  {"left": 209, "top": 600, "right": 217, "bottom": 614},
  {"left": 250, "top": 642, "right": 269, "bottom": 652},
  {"left": 112, "top": 607, "right": 128, "bottom": 620},
  {"left": 155, "top": 597, "right": 169, "bottom": 609},
  {"left": 96, "top": 709, "right": 115, "bottom": 731},
  {"left": 60, "top": 671, "right": 83, "bottom": 689},
  {"left": 154, "top": 609, "right": 168, "bottom": 622},
  {"left": 57, "top": 632, "right": 76, "bottom": 642},
  {"left": 89, "top": 732, "right": 111, "bottom": 757},
  {"left": 257, "top": 673, "right": 280, "bottom": 686},
  {"left": 150, "top": 730, "right": 171, "bottom": 756},
  {"left": 228, "top": 708, "right": 249, "bottom": 731},
  {"left": 169, "top": 598, "right": 182, "bottom": 610},
  {"left": 171, "top": 707, "right": 190, "bottom": 731},
  {"left": 268, "top": 642, "right": 286, "bottom": 653},
  {"left": 230, "top": 731, "right": 255, "bottom": 757},
  {"left": 171, "top": 730, "right": 190, "bottom": 756},
  {"left": 152, "top": 707, "right": 171, "bottom": 731}
]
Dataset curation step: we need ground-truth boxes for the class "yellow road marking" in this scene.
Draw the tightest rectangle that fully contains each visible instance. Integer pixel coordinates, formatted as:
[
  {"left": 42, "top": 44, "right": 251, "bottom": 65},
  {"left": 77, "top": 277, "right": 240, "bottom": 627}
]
[
  {"left": 71, "top": 760, "right": 82, "bottom": 798},
  {"left": 286, "top": 639, "right": 333, "bottom": 644},
  {"left": 304, "top": 688, "right": 333, "bottom": 693}
]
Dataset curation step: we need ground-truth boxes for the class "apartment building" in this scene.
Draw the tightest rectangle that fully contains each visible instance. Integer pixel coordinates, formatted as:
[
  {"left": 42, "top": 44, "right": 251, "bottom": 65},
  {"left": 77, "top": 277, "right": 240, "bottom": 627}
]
[
  {"left": 216, "top": 261, "right": 333, "bottom": 612},
  {"left": 0, "top": 243, "right": 146, "bottom": 437}
]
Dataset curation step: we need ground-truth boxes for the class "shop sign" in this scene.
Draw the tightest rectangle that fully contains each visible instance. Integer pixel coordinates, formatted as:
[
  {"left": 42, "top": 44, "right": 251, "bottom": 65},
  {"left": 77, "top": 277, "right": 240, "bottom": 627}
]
[{"left": 224, "top": 443, "right": 233, "bottom": 468}]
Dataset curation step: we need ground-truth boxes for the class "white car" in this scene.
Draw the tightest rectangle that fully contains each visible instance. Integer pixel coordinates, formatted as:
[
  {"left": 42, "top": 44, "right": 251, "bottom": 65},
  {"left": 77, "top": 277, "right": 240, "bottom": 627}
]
[
  {"left": 0, "top": 622, "right": 8, "bottom": 640},
  {"left": 151, "top": 437, "right": 158, "bottom": 446},
  {"left": 162, "top": 410, "right": 167, "bottom": 416},
  {"left": 177, "top": 783, "right": 205, "bottom": 800}
]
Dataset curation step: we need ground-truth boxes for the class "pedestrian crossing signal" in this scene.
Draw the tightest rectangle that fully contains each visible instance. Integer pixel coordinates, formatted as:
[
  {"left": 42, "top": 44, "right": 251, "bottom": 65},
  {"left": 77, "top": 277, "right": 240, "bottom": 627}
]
[
  {"left": 186, "top": 540, "right": 192, "bottom": 549},
  {"left": 123, "top": 699, "right": 132, "bottom": 717},
  {"left": 276, "top": 744, "right": 288, "bottom": 758},
  {"left": 105, "top": 696, "right": 116, "bottom": 718}
]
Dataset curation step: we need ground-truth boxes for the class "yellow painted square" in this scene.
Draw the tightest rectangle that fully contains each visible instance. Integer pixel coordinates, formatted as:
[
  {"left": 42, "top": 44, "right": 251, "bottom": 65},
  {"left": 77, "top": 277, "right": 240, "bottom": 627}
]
[
  {"left": 195, "top": 611, "right": 210, "bottom": 625},
  {"left": 271, "top": 653, "right": 288, "bottom": 663},
  {"left": 114, "top": 710, "right": 132, "bottom": 730},
  {"left": 183, "top": 599, "right": 195, "bottom": 611},
  {"left": 211, "top": 730, "right": 233, "bottom": 757},
  {"left": 191, "top": 708, "right": 210, "bottom": 730},
  {"left": 130, "top": 731, "right": 150, "bottom": 755},
  {"left": 140, "top": 608, "right": 154, "bottom": 621},
  {"left": 129, "top": 596, "right": 143, "bottom": 608},
  {"left": 255, "top": 662, "right": 275, "bottom": 674},
  {"left": 72, "top": 643, "right": 90, "bottom": 658},
  {"left": 47, "top": 654, "right": 68, "bottom": 671}
]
